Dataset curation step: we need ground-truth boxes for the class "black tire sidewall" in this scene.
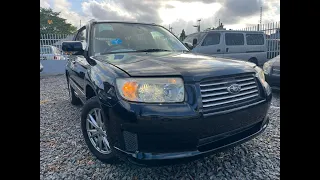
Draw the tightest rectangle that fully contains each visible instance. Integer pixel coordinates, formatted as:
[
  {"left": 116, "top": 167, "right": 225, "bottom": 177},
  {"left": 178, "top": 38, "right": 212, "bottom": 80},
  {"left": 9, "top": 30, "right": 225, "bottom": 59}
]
[{"left": 81, "top": 97, "right": 117, "bottom": 163}]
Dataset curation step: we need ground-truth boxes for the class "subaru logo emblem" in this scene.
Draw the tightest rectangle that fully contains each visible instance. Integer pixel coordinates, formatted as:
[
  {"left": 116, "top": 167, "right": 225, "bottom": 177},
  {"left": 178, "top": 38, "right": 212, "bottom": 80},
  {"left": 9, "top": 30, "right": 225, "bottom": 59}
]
[{"left": 227, "top": 84, "right": 241, "bottom": 94}]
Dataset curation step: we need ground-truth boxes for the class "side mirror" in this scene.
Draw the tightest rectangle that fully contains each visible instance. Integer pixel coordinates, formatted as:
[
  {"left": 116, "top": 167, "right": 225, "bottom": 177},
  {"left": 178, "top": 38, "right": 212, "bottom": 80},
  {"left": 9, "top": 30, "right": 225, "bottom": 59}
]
[
  {"left": 62, "top": 41, "right": 83, "bottom": 53},
  {"left": 192, "top": 38, "right": 198, "bottom": 46},
  {"left": 184, "top": 42, "right": 194, "bottom": 50}
]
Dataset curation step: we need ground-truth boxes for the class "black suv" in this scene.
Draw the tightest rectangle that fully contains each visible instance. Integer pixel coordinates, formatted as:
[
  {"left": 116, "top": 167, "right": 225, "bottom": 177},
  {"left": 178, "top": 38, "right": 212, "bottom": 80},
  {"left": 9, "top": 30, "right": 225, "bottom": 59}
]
[{"left": 62, "top": 20, "right": 272, "bottom": 166}]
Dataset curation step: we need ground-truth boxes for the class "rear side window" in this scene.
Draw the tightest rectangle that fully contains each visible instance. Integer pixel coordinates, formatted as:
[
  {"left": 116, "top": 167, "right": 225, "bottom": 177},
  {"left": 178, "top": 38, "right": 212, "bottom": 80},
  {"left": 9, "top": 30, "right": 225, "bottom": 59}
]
[
  {"left": 202, "top": 33, "right": 220, "bottom": 46},
  {"left": 225, "top": 33, "right": 244, "bottom": 46},
  {"left": 246, "top": 34, "right": 264, "bottom": 45}
]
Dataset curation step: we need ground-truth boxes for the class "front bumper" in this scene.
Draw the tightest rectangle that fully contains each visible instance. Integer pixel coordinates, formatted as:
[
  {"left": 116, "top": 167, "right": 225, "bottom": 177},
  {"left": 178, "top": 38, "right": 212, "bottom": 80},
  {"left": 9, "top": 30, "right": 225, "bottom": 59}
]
[
  {"left": 100, "top": 90, "right": 271, "bottom": 165},
  {"left": 118, "top": 116, "right": 269, "bottom": 166}
]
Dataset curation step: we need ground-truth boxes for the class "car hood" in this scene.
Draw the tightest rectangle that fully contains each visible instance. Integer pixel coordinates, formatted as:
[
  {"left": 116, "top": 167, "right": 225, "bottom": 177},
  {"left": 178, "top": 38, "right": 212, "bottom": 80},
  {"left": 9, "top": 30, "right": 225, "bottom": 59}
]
[{"left": 93, "top": 52, "right": 257, "bottom": 82}]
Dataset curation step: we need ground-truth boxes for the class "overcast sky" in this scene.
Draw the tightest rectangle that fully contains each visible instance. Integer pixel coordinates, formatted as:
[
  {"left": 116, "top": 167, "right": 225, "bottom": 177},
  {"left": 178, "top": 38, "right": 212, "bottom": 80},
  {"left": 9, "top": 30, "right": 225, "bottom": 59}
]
[{"left": 40, "top": 0, "right": 280, "bottom": 35}]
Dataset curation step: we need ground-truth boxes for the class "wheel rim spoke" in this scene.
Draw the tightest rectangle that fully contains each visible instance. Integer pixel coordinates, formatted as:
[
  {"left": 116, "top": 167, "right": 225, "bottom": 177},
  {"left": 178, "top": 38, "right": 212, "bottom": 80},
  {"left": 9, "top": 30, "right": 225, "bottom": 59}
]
[
  {"left": 94, "top": 109, "right": 101, "bottom": 127},
  {"left": 102, "top": 136, "right": 111, "bottom": 151},
  {"left": 86, "top": 108, "right": 112, "bottom": 154},
  {"left": 88, "top": 114, "right": 99, "bottom": 129},
  {"left": 98, "top": 135, "right": 103, "bottom": 150},
  {"left": 88, "top": 129, "right": 99, "bottom": 138}
]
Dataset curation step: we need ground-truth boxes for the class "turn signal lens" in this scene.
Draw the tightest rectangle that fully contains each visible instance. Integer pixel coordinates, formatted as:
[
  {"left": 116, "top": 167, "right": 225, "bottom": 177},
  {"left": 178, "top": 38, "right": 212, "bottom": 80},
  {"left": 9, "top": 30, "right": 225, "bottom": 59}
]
[{"left": 122, "top": 81, "right": 138, "bottom": 100}]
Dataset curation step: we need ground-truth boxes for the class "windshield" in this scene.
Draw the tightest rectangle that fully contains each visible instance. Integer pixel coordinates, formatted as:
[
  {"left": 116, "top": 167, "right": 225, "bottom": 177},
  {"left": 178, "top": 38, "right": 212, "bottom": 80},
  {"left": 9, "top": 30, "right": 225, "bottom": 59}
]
[{"left": 92, "top": 23, "right": 188, "bottom": 55}]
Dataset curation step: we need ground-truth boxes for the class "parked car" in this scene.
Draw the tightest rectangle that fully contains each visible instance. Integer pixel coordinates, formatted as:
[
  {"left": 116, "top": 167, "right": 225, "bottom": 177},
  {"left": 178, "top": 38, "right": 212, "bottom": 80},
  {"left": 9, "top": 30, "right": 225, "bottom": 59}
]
[
  {"left": 63, "top": 20, "right": 272, "bottom": 166},
  {"left": 40, "top": 45, "right": 66, "bottom": 60},
  {"left": 263, "top": 55, "right": 280, "bottom": 90},
  {"left": 40, "top": 62, "right": 43, "bottom": 72},
  {"left": 183, "top": 30, "right": 268, "bottom": 66}
]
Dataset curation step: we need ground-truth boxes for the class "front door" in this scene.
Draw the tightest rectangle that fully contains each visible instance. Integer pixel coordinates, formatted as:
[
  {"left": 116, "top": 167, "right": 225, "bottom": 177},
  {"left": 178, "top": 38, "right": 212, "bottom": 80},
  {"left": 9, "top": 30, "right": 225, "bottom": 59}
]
[{"left": 193, "top": 32, "right": 224, "bottom": 57}]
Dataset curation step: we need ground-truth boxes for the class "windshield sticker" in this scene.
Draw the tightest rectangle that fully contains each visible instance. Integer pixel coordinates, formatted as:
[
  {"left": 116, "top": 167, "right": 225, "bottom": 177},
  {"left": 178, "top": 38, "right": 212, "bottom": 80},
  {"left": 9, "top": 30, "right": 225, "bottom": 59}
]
[
  {"left": 111, "top": 38, "right": 123, "bottom": 45},
  {"left": 114, "top": 55, "right": 125, "bottom": 60}
]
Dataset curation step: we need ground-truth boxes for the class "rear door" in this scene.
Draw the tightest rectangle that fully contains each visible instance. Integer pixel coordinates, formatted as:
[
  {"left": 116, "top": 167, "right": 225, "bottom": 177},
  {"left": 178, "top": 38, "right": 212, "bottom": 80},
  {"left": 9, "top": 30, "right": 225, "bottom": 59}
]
[
  {"left": 193, "top": 32, "right": 224, "bottom": 56},
  {"left": 223, "top": 32, "right": 246, "bottom": 59},
  {"left": 68, "top": 26, "right": 89, "bottom": 100}
]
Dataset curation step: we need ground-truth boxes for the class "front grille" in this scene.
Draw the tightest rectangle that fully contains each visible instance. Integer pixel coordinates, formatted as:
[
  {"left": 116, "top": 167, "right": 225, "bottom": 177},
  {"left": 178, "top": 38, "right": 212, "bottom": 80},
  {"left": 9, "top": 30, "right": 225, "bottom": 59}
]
[
  {"left": 272, "top": 68, "right": 280, "bottom": 76},
  {"left": 200, "top": 73, "right": 262, "bottom": 116}
]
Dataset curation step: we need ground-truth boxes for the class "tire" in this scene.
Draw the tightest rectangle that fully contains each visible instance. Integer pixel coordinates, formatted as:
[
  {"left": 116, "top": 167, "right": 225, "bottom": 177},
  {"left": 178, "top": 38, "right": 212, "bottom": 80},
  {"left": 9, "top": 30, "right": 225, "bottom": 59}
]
[
  {"left": 248, "top": 58, "right": 258, "bottom": 66},
  {"left": 67, "top": 77, "right": 81, "bottom": 105},
  {"left": 81, "top": 96, "right": 118, "bottom": 163}
]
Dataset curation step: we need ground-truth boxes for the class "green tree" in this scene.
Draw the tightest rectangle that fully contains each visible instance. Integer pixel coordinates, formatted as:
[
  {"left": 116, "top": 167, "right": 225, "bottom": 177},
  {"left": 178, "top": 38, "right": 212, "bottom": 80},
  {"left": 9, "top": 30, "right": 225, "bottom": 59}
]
[
  {"left": 40, "top": 7, "right": 77, "bottom": 36},
  {"left": 179, "top": 29, "right": 186, "bottom": 41}
]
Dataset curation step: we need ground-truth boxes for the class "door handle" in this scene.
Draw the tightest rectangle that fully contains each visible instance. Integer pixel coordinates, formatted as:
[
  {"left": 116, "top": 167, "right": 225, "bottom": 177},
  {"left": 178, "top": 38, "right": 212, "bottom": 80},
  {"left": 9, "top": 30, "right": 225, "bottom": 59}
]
[
  {"left": 226, "top": 48, "right": 229, "bottom": 52},
  {"left": 217, "top": 49, "right": 221, "bottom": 52}
]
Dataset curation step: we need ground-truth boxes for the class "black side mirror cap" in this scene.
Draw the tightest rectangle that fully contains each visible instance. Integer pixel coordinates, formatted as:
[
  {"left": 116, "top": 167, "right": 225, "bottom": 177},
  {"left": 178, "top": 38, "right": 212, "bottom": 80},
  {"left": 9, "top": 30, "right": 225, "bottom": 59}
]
[{"left": 62, "top": 41, "right": 83, "bottom": 52}]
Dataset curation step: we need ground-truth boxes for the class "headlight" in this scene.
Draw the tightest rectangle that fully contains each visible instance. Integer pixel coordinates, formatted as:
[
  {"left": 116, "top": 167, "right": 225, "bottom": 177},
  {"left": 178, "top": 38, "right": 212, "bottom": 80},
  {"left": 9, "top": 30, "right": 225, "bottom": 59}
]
[
  {"left": 116, "top": 78, "right": 185, "bottom": 103},
  {"left": 263, "top": 61, "right": 272, "bottom": 74},
  {"left": 254, "top": 66, "right": 265, "bottom": 82}
]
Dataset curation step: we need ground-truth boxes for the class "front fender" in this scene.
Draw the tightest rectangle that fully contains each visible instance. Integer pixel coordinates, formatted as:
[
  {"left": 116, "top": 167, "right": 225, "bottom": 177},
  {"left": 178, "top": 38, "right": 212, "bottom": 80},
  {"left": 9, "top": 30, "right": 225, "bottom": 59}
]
[{"left": 85, "top": 61, "right": 128, "bottom": 107}]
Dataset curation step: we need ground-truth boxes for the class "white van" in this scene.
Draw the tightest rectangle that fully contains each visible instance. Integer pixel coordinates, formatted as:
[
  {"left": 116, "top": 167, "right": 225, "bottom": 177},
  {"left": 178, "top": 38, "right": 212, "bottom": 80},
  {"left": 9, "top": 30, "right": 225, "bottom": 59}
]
[{"left": 183, "top": 30, "right": 267, "bottom": 66}]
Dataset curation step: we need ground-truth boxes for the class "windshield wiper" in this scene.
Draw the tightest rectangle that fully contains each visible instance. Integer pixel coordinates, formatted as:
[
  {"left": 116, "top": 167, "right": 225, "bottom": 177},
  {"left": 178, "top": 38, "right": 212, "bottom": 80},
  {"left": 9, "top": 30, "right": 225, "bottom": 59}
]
[{"left": 135, "top": 49, "right": 171, "bottom": 52}]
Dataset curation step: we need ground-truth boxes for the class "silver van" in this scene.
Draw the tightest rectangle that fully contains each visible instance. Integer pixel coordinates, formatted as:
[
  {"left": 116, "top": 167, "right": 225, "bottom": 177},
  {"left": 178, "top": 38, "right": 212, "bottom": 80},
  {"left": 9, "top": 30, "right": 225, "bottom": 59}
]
[{"left": 183, "top": 30, "right": 267, "bottom": 66}]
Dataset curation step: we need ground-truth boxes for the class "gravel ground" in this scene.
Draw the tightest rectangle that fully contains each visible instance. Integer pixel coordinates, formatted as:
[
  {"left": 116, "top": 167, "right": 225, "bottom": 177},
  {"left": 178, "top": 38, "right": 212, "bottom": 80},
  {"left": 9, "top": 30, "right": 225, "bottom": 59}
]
[{"left": 40, "top": 75, "right": 280, "bottom": 180}]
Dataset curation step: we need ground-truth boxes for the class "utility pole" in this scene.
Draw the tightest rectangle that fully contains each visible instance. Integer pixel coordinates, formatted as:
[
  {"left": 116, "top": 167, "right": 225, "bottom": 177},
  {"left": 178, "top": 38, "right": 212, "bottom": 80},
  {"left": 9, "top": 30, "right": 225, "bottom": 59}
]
[
  {"left": 80, "top": 20, "right": 81, "bottom": 28},
  {"left": 259, "top": 7, "right": 262, "bottom": 25},
  {"left": 193, "top": 19, "right": 201, "bottom": 32},
  {"left": 258, "top": 6, "right": 262, "bottom": 31}
]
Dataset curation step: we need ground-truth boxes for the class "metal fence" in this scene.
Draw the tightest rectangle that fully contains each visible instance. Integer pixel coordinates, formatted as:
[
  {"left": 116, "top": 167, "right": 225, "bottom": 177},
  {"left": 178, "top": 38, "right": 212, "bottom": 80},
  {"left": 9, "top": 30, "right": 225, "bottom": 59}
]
[
  {"left": 40, "top": 34, "right": 74, "bottom": 60},
  {"left": 238, "top": 21, "right": 280, "bottom": 59}
]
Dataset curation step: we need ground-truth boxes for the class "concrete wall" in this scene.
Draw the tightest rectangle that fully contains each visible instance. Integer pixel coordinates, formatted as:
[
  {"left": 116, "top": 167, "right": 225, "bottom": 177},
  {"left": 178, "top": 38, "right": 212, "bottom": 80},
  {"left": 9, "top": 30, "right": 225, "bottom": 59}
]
[{"left": 40, "top": 60, "right": 67, "bottom": 75}]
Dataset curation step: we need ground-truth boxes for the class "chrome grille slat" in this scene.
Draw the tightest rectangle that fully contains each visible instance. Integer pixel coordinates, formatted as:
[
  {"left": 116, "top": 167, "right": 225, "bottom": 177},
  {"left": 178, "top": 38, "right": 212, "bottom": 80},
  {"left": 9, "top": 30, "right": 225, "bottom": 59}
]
[
  {"left": 201, "top": 86, "right": 227, "bottom": 92},
  {"left": 203, "top": 94, "right": 259, "bottom": 108},
  {"left": 239, "top": 81, "right": 255, "bottom": 86},
  {"left": 202, "top": 89, "right": 258, "bottom": 103},
  {"left": 202, "top": 91, "right": 229, "bottom": 97},
  {"left": 200, "top": 77, "right": 254, "bottom": 87},
  {"left": 202, "top": 85, "right": 257, "bottom": 97},
  {"left": 240, "top": 85, "right": 257, "bottom": 91},
  {"left": 200, "top": 81, "right": 255, "bottom": 92},
  {"left": 200, "top": 73, "right": 261, "bottom": 115}
]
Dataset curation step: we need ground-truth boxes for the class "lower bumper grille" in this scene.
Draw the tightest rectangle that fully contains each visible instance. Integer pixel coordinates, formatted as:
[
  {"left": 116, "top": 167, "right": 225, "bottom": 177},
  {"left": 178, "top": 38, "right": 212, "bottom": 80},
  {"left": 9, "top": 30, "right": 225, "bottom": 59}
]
[
  {"left": 197, "top": 121, "right": 262, "bottom": 152},
  {"left": 123, "top": 131, "right": 138, "bottom": 152}
]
